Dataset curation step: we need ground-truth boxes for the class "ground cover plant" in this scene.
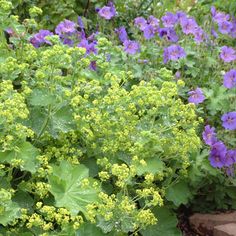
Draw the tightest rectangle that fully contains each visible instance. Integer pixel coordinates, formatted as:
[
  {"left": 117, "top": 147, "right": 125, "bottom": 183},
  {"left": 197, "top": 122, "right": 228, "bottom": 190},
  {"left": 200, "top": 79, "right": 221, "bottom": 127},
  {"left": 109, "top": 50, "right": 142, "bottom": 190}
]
[{"left": 0, "top": 0, "right": 236, "bottom": 235}]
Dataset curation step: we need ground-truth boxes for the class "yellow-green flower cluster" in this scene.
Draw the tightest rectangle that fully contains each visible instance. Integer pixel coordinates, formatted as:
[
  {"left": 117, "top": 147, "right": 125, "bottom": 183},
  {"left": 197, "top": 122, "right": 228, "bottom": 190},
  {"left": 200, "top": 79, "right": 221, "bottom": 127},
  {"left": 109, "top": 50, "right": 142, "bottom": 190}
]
[
  {"left": 0, "top": 80, "right": 34, "bottom": 151},
  {"left": 22, "top": 203, "right": 83, "bottom": 232}
]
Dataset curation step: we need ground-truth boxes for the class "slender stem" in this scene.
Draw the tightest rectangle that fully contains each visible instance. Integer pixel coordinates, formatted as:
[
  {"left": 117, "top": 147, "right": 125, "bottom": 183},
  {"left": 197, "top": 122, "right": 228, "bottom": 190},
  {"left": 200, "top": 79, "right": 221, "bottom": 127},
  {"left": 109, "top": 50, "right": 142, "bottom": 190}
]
[{"left": 33, "top": 104, "right": 52, "bottom": 143}]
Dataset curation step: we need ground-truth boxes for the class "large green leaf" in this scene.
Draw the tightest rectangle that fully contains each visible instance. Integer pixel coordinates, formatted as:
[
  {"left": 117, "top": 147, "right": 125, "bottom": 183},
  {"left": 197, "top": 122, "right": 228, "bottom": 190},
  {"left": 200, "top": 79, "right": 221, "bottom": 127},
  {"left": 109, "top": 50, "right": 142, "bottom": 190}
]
[
  {"left": 77, "top": 223, "right": 105, "bottom": 236},
  {"left": 28, "top": 88, "right": 57, "bottom": 106},
  {"left": 165, "top": 180, "right": 192, "bottom": 207},
  {"left": 0, "top": 202, "right": 20, "bottom": 226},
  {"left": 28, "top": 104, "right": 75, "bottom": 138},
  {"left": 136, "top": 157, "right": 164, "bottom": 176},
  {"left": 141, "top": 207, "right": 181, "bottom": 236},
  {"left": 0, "top": 142, "right": 40, "bottom": 173},
  {"left": 48, "top": 161, "right": 100, "bottom": 216}
]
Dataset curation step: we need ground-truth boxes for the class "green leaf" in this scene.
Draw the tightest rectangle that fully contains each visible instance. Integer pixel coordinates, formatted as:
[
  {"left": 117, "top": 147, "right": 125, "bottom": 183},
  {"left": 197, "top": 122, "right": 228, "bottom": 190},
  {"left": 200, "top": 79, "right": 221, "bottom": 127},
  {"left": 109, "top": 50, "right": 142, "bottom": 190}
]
[
  {"left": 29, "top": 88, "right": 57, "bottom": 106},
  {"left": 0, "top": 202, "right": 20, "bottom": 226},
  {"left": 165, "top": 180, "right": 192, "bottom": 207},
  {"left": 77, "top": 223, "right": 105, "bottom": 236},
  {"left": 0, "top": 142, "right": 40, "bottom": 173},
  {"left": 136, "top": 157, "right": 164, "bottom": 176},
  {"left": 141, "top": 207, "right": 181, "bottom": 236},
  {"left": 48, "top": 161, "right": 100, "bottom": 216}
]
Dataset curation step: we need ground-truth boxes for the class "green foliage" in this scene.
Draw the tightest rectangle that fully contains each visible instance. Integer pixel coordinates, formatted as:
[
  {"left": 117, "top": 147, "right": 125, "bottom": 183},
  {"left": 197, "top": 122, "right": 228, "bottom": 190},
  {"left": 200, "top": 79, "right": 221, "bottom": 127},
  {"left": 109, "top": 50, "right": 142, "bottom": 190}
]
[{"left": 48, "top": 161, "right": 100, "bottom": 216}]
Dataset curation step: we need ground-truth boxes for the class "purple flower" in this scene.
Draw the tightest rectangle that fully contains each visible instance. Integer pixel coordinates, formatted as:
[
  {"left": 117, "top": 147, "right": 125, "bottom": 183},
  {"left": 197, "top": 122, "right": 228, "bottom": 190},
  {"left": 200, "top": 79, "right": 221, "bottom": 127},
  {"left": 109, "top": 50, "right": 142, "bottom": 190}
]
[
  {"left": 161, "top": 12, "right": 178, "bottom": 28},
  {"left": 193, "top": 27, "right": 205, "bottom": 44},
  {"left": 77, "top": 16, "right": 85, "bottom": 29},
  {"left": 225, "top": 150, "right": 236, "bottom": 167},
  {"left": 138, "top": 59, "right": 149, "bottom": 64},
  {"left": 209, "top": 141, "right": 227, "bottom": 168},
  {"left": 163, "top": 44, "right": 186, "bottom": 63},
  {"left": 98, "top": 2, "right": 116, "bottom": 20},
  {"left": 220, "top": 46, "right": 236, "bottom": 63},
  {"left": 143, "top": 25, "right": 156, "bottom": 39},
  {"left": 159, "top": 27, "right": 179, "bottom": 42},
  {"left": 211, "top": 7, "right": 230, "bottom": 24},
  {"left": 175, "top": 71, "right": 181, "bottom": 79},
  {"left": 115, "top": 26, "right": 128, "bottom": 43},
  {"left": 202, "top": 125, "right": 218, "bottom": 146},
  {"left": 180, "top": 17, "right": 198, "bottom": 35},
  {"left": 221, "top": 112, "right": 236, "bottom": 130},
  {"left": 218, "top": 21, "right": 233, "bottom": 34},
  {"left": 78, "top": 39, "right": 97, "bottom": 54},
  {"left": 30, "top": 30, "right": 53, "bottom": 48},
  {"left": 226, "top": 165, "right": 235, "bottom": 177},
  {"left": 89, "top": 61, "right": 97, "bottom": 71},
  {"left": 55, "top": 20, "right": 77, "bottom": 36},
  {"left": 223, "top": 69, "right": 236, "bottom": 89},
  {"left": 211, "top": 27, "right": 218, "bottom": 38},
  {"left": 188, "top": 88, "right": 205, "bottom": 104},
  {"left": 147, "top": 15, "right": 159, "bottom": 29},
  {"left": 123, "top": 40, "right": 140, "bottom": 55},
  {"left": 230, "top": 19, "right": 236, "bottom": 38},
  {"left": 176, "top": 11, "right": 187, "bottom": 22},
  {"left": 62, "top": 38, "right": 74, "bottom": 46},
  {"left": 134, "top": 17, "right": 147, "bottom": 30}
]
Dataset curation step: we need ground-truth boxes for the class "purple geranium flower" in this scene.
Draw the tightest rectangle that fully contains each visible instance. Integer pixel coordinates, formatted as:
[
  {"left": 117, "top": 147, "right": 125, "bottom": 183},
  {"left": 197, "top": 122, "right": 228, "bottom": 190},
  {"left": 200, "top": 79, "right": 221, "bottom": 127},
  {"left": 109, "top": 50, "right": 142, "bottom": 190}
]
[
  {"left": 143, "top": 25, "right": 156, "bottom": 39},
  {"left": 115, "top": 26, "right": 128, "bottom": 43},
  {"left": 193, "top": 27, "right": 205, "bottom": 44},
  {"left": 161, "top": 12, "right": 178, "bottom": 28},
  {"left": 30, "top": 30, "right": 53, "bottom": 48},
  {"left": 78, "top": 39, "right": 97, "bottom": 54},
  {"left": 202, "top": 125, "right": 218, "bottom": 146},
  {"left": 98, "top": 2, "right": 116, "bottom": 20},
  {"left": 225, "top": 150, "right": 236, "bottom": 167},
  {"left": 218, "top": 21, "right": 233, "bottom": 34},
  {"left": 209, "top": 141, "right": 227, "bottom": 168},
  {"left": 159, "top": 27, "right": 179, "bottom": 42},
  {"left": 220, "top": 46, "right": 236, "bottom": 62},
  {"left": 176, "top": 11, "right": 187, "bottom": 22},
  {"left": 123, "top": 40, "right": 140, "bottom": 55},
  {"left": 211, "top": 6, "right": 230, "bottom": 24},
  {"left": 221, "top": 112, "right": 236, "bottom": 130},
  {"left": 180, "top": 17, "right": 198, "bottom": 35},
  {"left": 223, "top": 69, "right": 236, "bottom": 89},
  {"left": 147, "top": 15, "right": 159, "bottom": 29},
  {"left": 55, "top": 20, "right": 77, "bottom": 36},
  {"left": 134, "top": 17, "right": 147, "bottom": 30},
  {"left": 188, "top": 88, "right": 205, "bottom": 104},
  {"left": 163, "top": 44, "right": 186, "bottom": 63}
]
